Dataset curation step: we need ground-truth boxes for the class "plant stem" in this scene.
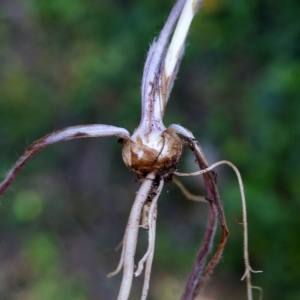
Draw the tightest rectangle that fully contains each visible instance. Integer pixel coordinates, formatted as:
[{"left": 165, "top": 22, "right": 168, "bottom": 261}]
[{"left": 181, "top": 201, "right": 217, "bottom": 300}]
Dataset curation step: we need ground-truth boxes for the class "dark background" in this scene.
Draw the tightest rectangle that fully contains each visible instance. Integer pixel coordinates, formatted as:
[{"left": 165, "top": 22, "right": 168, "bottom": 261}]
[{"left": 1, "top": 0, "right": 300, "bottom": 299}]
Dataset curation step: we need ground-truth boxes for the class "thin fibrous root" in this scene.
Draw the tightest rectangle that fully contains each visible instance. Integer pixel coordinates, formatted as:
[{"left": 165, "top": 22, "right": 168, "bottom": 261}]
[
  {"left": 117, "top": 172, "right": 156, "bottom": 300},
  {"left": 107, "top": 238, "right": 125, "bottom": 278},
  {"left": 172, "top": 176, "right": 206, "bottom": 202},
  {"left": 140, "top": 179, "right": 164, "bottom": 300},
  {"left": 175, "top": 160, "right": 262, "bottom": 300},
  {"left": 252, "top": 286, "right": 264, "bottom": 300},
  {"left": 241, "top": 267, "right": 263, "bottom": 280},
  {"left": 141, "top": 205, "right": 150, "bottom": 229},
  {"left": 135, "top": 177, "right": 164, "bottom": 277},
  {"left": 141, "top": 205, "right": 157, "bottom": 300},
  {"left": 114, "top": 239, "right": 124, "bottom": 252}
]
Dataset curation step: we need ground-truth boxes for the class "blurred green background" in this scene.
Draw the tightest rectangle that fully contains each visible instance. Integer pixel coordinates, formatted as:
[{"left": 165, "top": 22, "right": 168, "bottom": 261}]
[{"left": 1, "top": 0, "right": 300, "bottom": 299}]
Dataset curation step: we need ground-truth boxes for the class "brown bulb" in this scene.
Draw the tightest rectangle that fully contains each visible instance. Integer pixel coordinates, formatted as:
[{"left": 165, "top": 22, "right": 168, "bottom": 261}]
[{"left": 122, "top": 128, "right": 182, "bottom": 178}]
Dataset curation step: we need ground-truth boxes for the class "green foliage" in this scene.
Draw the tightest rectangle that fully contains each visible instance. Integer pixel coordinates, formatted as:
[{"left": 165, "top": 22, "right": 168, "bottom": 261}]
[
  {"left": 0, "top": 0, "right": 299, "bottom": 299},
  {"left": 12, "top": 190, "right": 43, "bottom": 222}
]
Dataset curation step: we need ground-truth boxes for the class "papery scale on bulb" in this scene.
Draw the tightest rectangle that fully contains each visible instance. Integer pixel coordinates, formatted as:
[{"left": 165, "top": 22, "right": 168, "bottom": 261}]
[{"left": 122, "top": 125, "right": 182, "bottom": 179}]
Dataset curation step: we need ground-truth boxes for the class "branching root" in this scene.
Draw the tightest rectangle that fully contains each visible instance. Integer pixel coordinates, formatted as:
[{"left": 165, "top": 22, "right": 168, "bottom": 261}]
[
  {"left": 135, "top": 178, "right": 164, "bottom": 277},
  {"left": 172, "top": 176, "right": 206, "bottom": 202},
  {"left": 175, "top": 160, "right": 262, "bottom": 300}
]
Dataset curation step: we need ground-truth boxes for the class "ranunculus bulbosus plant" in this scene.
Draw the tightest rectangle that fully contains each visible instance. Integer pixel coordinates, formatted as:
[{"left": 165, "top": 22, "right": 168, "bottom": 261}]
[{"left": 0, "top": 0, "right": 262, "bottom": 299}]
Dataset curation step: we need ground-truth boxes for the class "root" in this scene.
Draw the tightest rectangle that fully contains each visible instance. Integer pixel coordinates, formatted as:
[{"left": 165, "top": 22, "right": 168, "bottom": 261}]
[
  {"left": 135, "top": 178, "right": 164, "bottom": 277},
  {"left": 140, "top": 204, "right": 157, "bottom": 300},
  {"left": 252, "top": 286, "right": 264, "bottom": 300},
  {"left": 173, "top": 176, "right": 206, "bottom": 202},
  {"left": 110, "top": 174, "right": 163, "bottom": 300},
  {"left": 141, "top": 205, "right": 150, "bottom": 229},
  {"left": 107, "top": 238, "right": 125, "bottom": 278},
  {"left": 116, "top": 172, "right": 156, "bottom": 300},
  {"left": 140, "top": 178, "right": 164, "bottom": 300},
  {"left": 175, "top": 160, "right": 262, "bottom": 300}
]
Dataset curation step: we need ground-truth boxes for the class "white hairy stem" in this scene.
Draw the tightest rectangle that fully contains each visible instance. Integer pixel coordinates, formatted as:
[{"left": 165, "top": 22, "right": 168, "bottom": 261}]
[
  {"left": 168, "top": 124, "right": 209, "bottom": 165},
  {"left": 39, "top": 124, "right": 130, "bottom": 144},
  {"left": 164, "top": 0, "right": 202, "bottom": 86},
  {"left": 175, "top": 160, "right": 262, "bottom": 300},
  {"left": 140, "top": 0, "right": 186, "bottom": 128},
  {"left": 117, "top": 172, "right": 156, "bottom": 300},
  {"left": 135, "top": 178, "right": 164, "bottom": 277},
  {"left": 0, "top": 124, "right": 130, "bottom": 196}
]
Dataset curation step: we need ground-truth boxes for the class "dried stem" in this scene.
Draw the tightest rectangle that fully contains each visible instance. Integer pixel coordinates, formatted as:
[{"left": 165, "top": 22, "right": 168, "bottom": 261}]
[
  {"left": 169, "top": 124, "right": 229, "bottom": 299},
  {"left": 182, "top": 140, "right": 229, "bottom": 299},
  {"left": 175, "top": 158, "right": 262, "bottom": 299},
  {"left": 0, "top": 125, "right": 130, "bottom": 196},
  {"left": 181, "top": 200, "right": 218, "bottom": 300}
]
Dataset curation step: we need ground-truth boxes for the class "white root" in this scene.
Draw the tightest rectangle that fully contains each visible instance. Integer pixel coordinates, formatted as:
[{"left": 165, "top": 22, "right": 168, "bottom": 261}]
[
  {"left": 117, "top": 171, "right": 156, "bottom": 300},
  {"left": 111, "top": 176, "right": 163, "bottom": 300},
  {"left": 107, "top": 239, "right": 125, "bottom": 278},
  {"left": 135, "top": 178, "right": 164, "bottom": 277},
  {"left": 141, "top": 205, "right": 150, "bottom": 229},
  {"left": 140, "top": 179, "right": 164, "bottom": 300},
  {"left": 172, "top": 176, "right": 207, "bottom": 202},
  {"left": 175, "top": 160, "right": 262, "bottom": 300},
  {"left": 141, "top": 204, "right": 157, "bottom": 300},
  {"left": 252, "top": 286, "right": 264, "bottom": 300}
]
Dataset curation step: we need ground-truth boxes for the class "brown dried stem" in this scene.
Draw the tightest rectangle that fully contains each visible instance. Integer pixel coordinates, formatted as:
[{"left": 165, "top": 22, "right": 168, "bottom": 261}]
[
  {"left": 181, "top": 137, "right": 229, "bottom": 300},
  {"left": 0, "top": 125, "right": 130, "bottom": 197}
]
